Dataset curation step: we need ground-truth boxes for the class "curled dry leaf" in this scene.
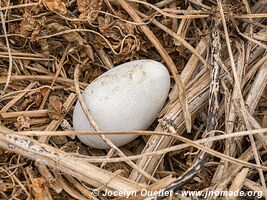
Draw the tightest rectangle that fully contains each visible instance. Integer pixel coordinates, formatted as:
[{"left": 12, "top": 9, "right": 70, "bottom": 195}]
[
  {"left": 38, "top": 38, "right": 50, "bottom": 55},
  {"left": 0, "top": 68, "right": 7, "bottom": 76},
  {"left": 31, "top": 2, "right": 45, "bottom": 15},
  {"left": 48, "top": 22, "right": 94, "bottom": 60},
  {"left": 77, "top": 0, "right": 103, "bottom": 23},
  {"left": 15, "top": 115, "right": 31, "bottom": 131},
  {"left": 80, "top": 44, "right": 94, "bottom": 61},
  {"left": 48, "top": 23, "right": 84, "bottom": 44},
  {"left": 35, "top": 87, "right": 50, "bottom": 107},
  {"left": 48, "top": 96, "right": 62, "bottom": 120},
  {"left": 20, "top": 12, "right": 46, "bottom": 41},
  {"left": 43, "top": 0, "right": 67, "bottom": 15}
]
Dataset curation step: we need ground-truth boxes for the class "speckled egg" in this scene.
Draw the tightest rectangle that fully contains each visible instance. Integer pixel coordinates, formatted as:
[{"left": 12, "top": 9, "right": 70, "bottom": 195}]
[{"left": 73, "top": 59, "right": 170, "bottom": 149}]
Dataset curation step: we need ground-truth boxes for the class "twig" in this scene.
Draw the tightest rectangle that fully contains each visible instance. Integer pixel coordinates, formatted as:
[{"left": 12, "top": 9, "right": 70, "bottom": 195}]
[
  {"left": 0, "top": 110, "right": 48, "bottom": 119},
  {"left": 0, "top": 1, "right": 40, "bottom": 11},
  {"left": 0, "top": 75, "right": 88, "bottom": 88},
  {"left": 0, "top": 129, "right": 144, "bottom": 192}
]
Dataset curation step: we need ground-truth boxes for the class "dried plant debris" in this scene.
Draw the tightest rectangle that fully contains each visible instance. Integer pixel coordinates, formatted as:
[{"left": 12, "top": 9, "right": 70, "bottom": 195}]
[
  {"left": 77, "top": 0, "right": 103, "bottom": 22},
  {"left": 47, "top": 96, "right": 62, "bottom": 120},
  {"left": 0, "top": 0, "right": 267, "bottom": 200},
  {"left": 15, "top": 115, "right": 31, "bottom": 131},
  {"left": 43, "top": 0, "right": 67, "bottom": 15}
]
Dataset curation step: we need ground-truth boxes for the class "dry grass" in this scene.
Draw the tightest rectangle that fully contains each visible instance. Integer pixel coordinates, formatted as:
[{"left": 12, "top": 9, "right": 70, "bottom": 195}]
[{"left": 0, "top": 0, "right": 267, "bottom": 199}]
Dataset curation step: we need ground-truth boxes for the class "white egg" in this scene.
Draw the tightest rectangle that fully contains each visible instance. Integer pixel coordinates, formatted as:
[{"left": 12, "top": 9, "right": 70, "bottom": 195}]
[{"left": 73, "top": 59, "right": 170, "bottom": 149}]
